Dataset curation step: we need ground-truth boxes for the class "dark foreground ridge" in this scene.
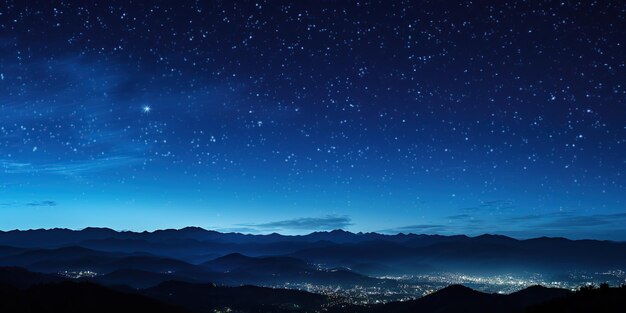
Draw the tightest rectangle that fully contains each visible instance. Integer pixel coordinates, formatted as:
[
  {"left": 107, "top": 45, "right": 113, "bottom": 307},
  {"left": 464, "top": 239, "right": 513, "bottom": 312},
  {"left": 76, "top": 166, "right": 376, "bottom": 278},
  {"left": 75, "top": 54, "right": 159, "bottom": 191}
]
[
  {"left": 0, "top": 277, "right": 187, "bottom": 313},
  {"left": 1, "top": 267, "right": 625, "bottom": 313}
]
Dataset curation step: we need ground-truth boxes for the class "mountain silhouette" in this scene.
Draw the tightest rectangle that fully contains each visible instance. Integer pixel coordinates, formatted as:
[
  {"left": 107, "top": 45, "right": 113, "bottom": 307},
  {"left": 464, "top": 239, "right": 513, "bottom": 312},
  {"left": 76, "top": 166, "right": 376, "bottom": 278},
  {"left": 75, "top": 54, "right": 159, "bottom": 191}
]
[
  {"left": 143, "top": 280, "right": 328, "bottom": 312},
  {"left": 1, "top": 266, "right": 623, "bottom": 312},
  {"left": 362, "top": 284, "right": 570, "bottom": 313},
  {"left": 527, "top": 284, "right": 626, "bottom": 313},
  {"left": 1, "top": 228, "right": 624, "bottom": 275},
  {"left": 203, "top": 252, "right": 310, "bottom": 272},
  {"left": 201, "top": 252, "right": 389, "bottom": 287},
  {"left": 0, "top": 267, "right": 62, "bottom": 288},
  {"left": 0, "top": 280, "right": 188, "bottom": 313}
]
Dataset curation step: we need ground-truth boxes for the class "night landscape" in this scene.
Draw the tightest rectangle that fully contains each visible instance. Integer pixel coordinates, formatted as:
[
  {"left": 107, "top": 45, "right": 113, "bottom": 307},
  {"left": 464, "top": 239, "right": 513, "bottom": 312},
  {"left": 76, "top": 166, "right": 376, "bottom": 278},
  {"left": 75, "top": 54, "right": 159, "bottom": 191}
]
[{"left": 1, "top": 1, "right": 625, "bottom": 312}]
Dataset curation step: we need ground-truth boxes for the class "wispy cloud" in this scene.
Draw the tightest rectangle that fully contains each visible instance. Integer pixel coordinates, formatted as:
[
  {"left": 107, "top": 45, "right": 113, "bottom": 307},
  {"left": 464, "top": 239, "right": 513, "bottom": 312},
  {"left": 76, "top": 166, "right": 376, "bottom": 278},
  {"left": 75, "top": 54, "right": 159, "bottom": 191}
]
[
  {"left": 537, "top": 212, "right": 626, "bottom": 228},
  {"left": 380, "top": 224, "right": 447, "bottom": 234},
  {"left": 241, "top": 215, "right": 353, "bottom": 231},
  {"left": 497, "top": 210, "right": 626, "bottom": 229},
  {"left": 217, "top": 227, "right": 260, "bottom": 234},
  {"left": 0, "top": 200, "right": 58, "bottom": 208},
  {"left": 1, "top": 57, "right": 151, "bottom": 179},
  {"left": 487, "top": 212, "right": 626, "bottom": 240},
  {"left": 26, "top": 200, "right": 57, "bottom": 207},
  {"left": 379, "top": 209, "right": 626, "bottom": 239},
  {"left": 503, "top": 211, "right": 574, "bottom": 222},
  {"left": 1, "top": 156, "right": 141, "bottom": 176},
  {"left": 446, "top": 214, "right": 484, "bottom": 226}
]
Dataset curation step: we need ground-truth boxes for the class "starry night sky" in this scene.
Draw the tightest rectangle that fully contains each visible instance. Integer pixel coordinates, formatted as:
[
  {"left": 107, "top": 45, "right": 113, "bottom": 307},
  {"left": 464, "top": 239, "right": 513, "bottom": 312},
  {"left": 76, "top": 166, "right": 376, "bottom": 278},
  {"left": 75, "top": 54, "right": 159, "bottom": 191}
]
[{"left": 1, "top": 1, "right": 625, "bottom": 239}]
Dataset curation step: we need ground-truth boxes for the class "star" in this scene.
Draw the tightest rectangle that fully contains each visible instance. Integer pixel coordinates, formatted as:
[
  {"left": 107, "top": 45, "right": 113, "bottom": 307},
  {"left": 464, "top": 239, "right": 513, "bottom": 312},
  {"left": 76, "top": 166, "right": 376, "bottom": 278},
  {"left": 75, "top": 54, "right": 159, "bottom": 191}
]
[{"left": 1, "top": 0, "right": 622, "bottom": 240}]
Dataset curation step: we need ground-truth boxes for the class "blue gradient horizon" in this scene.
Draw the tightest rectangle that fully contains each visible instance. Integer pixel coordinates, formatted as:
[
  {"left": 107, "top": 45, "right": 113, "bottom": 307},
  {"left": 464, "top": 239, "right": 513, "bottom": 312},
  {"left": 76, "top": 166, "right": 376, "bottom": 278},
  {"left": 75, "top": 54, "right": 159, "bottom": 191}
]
[{"left": 1, "top": 1, "right": 624, "bottom": 240}]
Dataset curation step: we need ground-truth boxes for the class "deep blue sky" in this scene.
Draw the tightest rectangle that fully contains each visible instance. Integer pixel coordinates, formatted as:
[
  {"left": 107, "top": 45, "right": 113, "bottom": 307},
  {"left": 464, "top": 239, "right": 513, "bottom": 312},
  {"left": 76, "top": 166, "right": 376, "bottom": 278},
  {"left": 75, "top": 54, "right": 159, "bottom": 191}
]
[{"left": 1, "top": 1, "right": 624, "bottom": 239}]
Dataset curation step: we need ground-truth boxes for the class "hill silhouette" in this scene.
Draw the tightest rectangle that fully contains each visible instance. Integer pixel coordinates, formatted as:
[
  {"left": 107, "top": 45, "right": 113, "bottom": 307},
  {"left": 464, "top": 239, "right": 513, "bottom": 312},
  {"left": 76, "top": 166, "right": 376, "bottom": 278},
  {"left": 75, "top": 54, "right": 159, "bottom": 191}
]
[
  {"left": 363, "top": 284, "right": 570, "bottom": 313},
  {"left": 1, "top": 266, "right": 625, "bottom": 312},
  {"left": 144, "top": 280, "right": 329, "bottom": 312},
  {"left": 527, "top": 284, "right": 626, "bottom": 313},
  {"left": 0, "top": 267, "right": 62, "bottom": 288},
  {"left": 203, "top": 252, "right": 310, "bottom": 273},
  {"left": 0, "top": 281, "right": 188, "bottom": 313}
]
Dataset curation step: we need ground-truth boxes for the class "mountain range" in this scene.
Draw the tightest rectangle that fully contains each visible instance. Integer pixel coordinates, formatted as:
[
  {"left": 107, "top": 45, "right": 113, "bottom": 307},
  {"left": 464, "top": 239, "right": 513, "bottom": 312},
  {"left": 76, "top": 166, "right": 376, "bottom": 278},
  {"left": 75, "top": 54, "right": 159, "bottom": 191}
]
[
  {"left": 1, "top": 227, "right": 624, "bottom": 276},
  {"left": 0, "top": 228, "right": 625, "bottom": 312}
]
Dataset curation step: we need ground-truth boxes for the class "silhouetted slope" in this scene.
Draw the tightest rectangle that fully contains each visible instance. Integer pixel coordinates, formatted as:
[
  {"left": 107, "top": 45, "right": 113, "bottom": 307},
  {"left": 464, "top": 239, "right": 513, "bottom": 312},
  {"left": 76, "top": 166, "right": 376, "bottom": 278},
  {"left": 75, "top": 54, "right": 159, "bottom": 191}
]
[
  {"left": 105, "top": 255, "right": 197, "bottom": 272},
  {"left": 202, "top": 253, "right": 387, "bottom": 287},
  {"left": 0, "top": 245, "right": 26, "bottom": 258},
  {"left": 0, "top": 267, "right": 328, "bottom": 312},
  {"left": 0, "top": 281, "right": 188, "bottom": 313},
  {"left": 203, "top": 253, "right": 310, "bottom": 273},
  {"left": 367, "top": 284, "right": 570, "bottom": 313},
  {"left": 0, "top": 267, "right": 62, "bottom": 288},
  {"left": 91, "top": 269, "right": 197, "bottom": 289},
  {"left": 0, "top": 246, "right": 198, "bottom": 275},
  {"left": 3, "top": 246, "right": 386, "bottom": 289},
  {"left": 2, "top": 266, "right": 622, "bottom": 313},
  {"left": 0, "top": 246, "right": 119, "bottom": 267},
  {"left": 143, "top": 280, "right": 329, "bottom": 313},
  {"left": 374, "top": 285, "right": 507, "bottom": 313},
  {"left": 527, "top": 285, "right": 626, "bottom": 313},
  {"left": 508, "top": 285, "right": 570, "bottom": 308},
  {"left": 290, "top": 236, "right": 626, "bottom": 272}
]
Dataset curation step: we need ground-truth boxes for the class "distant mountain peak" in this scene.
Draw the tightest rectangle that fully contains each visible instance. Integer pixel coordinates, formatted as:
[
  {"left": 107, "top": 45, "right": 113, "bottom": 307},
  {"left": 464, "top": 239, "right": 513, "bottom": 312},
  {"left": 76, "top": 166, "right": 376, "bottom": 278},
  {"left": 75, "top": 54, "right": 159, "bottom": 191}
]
[
  {"left": 82, "top": 227, "right": 115, "bottom": 231},
  {"left": 439, "top": 284, "right": 477, "bottom": 293},
  {"left": 218, "top": 252, "right": 249, "bottom": 259},
  {"left": 179, "top": 226, "right": 210, "bottom": 232}
]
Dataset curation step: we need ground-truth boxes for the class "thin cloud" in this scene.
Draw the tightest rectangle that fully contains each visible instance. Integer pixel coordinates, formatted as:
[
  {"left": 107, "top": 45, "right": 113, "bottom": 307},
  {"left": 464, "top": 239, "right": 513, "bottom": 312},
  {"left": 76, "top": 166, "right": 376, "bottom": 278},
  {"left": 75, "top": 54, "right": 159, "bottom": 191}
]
[
  {"left": 498, "top": 211, "right": 626, "bottom": 229},
  {"left": 504, "top": 211, "right": 574, "bottom": 222},
  {"left": 26, "top": 200, "right": 57, "bottom": 207},
  {"left": 1, "top": 156, "right": 141, "bottom": 176},
  {"left": 217, "top": 227, "right": 260, "bottom": 234},
  {"left": 538, "top": 212, "right": 626, "bottom": 228},
  {"left": 241, "top": 215, "right": 352, "bottom": 231},
  {"left": 380, "top": 224, "right": 447, "bottom": 234}
]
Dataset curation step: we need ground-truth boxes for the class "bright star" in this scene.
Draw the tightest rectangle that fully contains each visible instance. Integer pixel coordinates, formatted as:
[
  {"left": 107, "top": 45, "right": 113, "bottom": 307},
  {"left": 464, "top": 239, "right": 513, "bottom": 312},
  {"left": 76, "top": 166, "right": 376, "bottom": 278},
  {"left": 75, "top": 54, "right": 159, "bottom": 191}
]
[{"left": 142, "top": 105, "right": 152, "bottom": 113}]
